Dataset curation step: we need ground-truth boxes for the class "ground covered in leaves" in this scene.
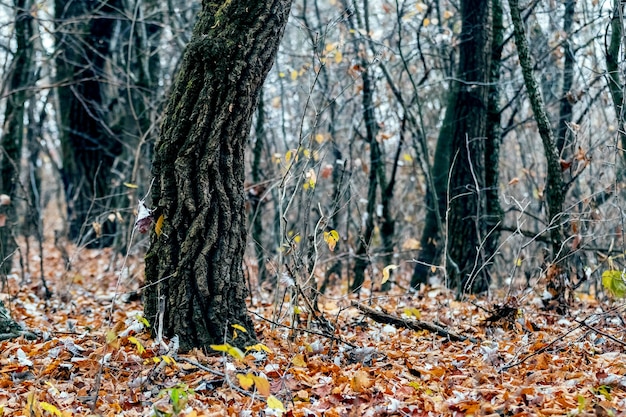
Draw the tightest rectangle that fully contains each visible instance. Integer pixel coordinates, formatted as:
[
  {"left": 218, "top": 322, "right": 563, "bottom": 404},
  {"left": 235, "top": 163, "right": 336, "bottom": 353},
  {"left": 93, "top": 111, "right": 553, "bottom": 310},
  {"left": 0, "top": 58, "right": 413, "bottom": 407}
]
[{"left": 1, "top": 242, "right": 626, "bottom": 416}]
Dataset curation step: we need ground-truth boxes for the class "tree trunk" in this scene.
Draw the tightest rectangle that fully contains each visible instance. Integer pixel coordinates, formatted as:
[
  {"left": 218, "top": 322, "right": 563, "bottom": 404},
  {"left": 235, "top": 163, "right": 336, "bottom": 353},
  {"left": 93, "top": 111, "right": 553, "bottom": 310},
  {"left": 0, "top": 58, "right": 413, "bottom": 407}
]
[
  {"left": 1, "top": 0, "right": 34, "bottom": 275},
  {"left": 484, "top": 0, "right": 504, "bottom": 285},
  {"left": 556, "top": 0, "right": 576, "bottom": 157},
  {"left": 55, "top": 0, "right": 123, "bottom": 247},
  {"left": 412, "top": 0, "right": 494, "bottom": 293},
  {"left": 144, "top": 0, "right": 292, "bottom": 352},
  {"left": 508, "top": 0, "right": 568, "bottom": 311},
  {"left": 446, "top": 0, "right": 493, "bottom": 293},
  {"left": 606, "top": 0, "right": 626, "bottom": 160}
]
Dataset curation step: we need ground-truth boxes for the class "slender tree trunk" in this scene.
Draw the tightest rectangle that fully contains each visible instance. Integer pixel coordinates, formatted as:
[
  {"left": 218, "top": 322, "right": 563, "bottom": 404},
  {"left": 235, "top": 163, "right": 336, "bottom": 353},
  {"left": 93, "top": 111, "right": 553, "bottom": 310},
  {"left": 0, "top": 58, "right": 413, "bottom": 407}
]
[
  {"left": 556, "top": 0, "right": 576, "bottom": 156},
  {"left": 144, "top": 0, "right": 293, "bottom": 352},
  {"left": 250, "top": 92, "right": 268, "bottom": 284},
  {"left": 509, "top": 0, "right": 568, "bottom": 311},
  {"left": 606, "top": 0, "right": 626, "bottom": 160},
  {"left": 484, "top": 0, "right": 504, "bottom": 285}
]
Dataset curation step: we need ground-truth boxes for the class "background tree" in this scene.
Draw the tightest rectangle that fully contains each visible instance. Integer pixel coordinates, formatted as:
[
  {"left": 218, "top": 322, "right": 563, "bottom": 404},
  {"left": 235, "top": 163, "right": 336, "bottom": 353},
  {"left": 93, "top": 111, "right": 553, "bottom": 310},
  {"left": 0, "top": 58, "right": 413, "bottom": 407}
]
[
  {"left": 1, "top": 0, "right": 34, "bottom": 274},
  {"left": 412, "top": 0, "right": 497, "bottom": 293},
  {"left": 144, "top": 0, "right": 293, "bottom": 351},
  {"left": 54, "top": 0, "right": 123, "bottom": 247}
]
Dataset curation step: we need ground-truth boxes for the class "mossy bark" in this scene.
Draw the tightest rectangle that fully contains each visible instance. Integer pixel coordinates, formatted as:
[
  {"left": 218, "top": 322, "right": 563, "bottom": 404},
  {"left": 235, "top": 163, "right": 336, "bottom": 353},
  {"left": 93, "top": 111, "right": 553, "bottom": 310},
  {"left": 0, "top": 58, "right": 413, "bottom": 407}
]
[{"left": 144, "top": 0, "right": 292, "bottom": 352}]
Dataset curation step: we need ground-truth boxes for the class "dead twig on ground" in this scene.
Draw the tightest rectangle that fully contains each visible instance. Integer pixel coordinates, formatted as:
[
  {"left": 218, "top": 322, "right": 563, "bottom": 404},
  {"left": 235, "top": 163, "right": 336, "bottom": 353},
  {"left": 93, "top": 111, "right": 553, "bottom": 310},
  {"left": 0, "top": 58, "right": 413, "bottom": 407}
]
[{"left": 351, "top": 301, "right": 479, "bottom": 343}]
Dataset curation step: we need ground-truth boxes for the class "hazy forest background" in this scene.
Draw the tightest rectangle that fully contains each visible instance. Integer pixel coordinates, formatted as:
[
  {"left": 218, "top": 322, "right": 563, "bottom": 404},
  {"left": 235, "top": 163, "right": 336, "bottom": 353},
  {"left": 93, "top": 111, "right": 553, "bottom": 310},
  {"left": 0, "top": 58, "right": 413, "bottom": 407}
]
[{"left": 2, "top": 0, "right": 626, "bottom": 415}]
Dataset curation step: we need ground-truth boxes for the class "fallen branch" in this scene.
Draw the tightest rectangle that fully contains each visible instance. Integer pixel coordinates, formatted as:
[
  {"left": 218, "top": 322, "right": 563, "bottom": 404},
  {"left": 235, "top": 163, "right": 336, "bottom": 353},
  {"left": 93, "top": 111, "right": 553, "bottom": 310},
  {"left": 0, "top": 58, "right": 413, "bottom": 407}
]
[{"left": 351, "top": 302, "right": 478, "bottom": 343}]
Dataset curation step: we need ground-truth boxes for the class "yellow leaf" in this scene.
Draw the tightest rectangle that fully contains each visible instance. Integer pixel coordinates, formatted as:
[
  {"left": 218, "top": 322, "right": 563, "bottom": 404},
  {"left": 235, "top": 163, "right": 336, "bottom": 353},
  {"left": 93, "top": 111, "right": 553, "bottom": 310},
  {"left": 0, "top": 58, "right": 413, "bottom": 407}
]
[
  {"left": 304, "top": 169, "right": 316, "bottom": 190},
  {"left": 315, "top": 133, "right": 325, "bottom": 143},
  {"left": 251, "top": 374, "right": 271, "bottom": 397},
  {"left": 408, "top": 381, "right": 421, "bottom": 390},
  {"left": 334, "top": 50, "right": 343, "bottom": 64},
  {"left": 285, "top": 149, "right": 295, "bottom": 163},
  {"left": 210, "top": 344, "right": 230, "bottom": 353},
  {"left": 246, "top": 343, "right": 272, "bottom": 353},
  {"left": 423, "top": 17, "right": 430, "bottom": 27},
  {"left": 402, "top": 153, "right": 413, "bottom": 162},
  {"left": 45, "top": 381, "right": 60, "bottom": 396},
  {"left": 291, "top": 353, "right": 307, "bottom": 367},
  {"left": 136, "top": 314, "right": 150, "bottom": 328},
  {"left": 106, "top": 330, "right": 117, "bottom": 345},
  {"left": 227, "top": 346, "right": 245, "bottom": 360},
  {"left": 231, "top": 324, "right": 247, "bottom": 333},
  {"left": 290, "top": 69, "right": 298, "bottom": 81},
  {"left": 39, "top": 402, "right": 63, "bottom": 417},
  {"left": 403, "top": 307, "right": 421, "bottom": 318},
  {"left": 382, "top": 264, "right": 398, "bottom": 284},
  {"left": 443, "top": 9, "right": 454, "bottom": 19},
  {"left": 161, "top": 355, "right": 176, "bottom": 365},
  {"left": 155, "top": 214, "right": 164, "bottom": 236},
  {"left": 128, "top": 336, "right": 146, "bottom": 355},
  {"left": 267, "top": 395, "right": 286, "bottom": 411},
  {"left": 123, "top": 182, "right": 139, "bottom": 189},
  {"left": 278, "top": 72, "right": 285, "bottom": 78},
  {"left": 237, "top": 373, "right": 254, "bottom": 390},
  {"left": 323, "top": 230, "right": 339, "bottom": 251}
]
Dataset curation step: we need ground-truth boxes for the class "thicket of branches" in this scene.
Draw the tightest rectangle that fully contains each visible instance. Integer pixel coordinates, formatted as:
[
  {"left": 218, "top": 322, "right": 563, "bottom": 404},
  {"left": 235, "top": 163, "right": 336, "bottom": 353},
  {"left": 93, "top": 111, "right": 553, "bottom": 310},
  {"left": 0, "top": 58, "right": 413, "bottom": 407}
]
[{"left": 1, "top": 0, "right": 625, "bottom": 314}]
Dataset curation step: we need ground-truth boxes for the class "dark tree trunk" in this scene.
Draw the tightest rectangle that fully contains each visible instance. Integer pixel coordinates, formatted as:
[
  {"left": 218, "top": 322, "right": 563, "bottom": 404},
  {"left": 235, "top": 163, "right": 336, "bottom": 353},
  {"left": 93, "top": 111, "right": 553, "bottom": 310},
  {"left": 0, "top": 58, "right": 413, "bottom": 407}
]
[
  {"left": 1, "top": 0, "right": 34, "bottom": 275},
  {"left": 412, "top": 0, "right": 494, "bottom": 293},
  {"left": 55, "top": 0, "right": 123, "bottom": 247},
  {"left": 446, "top": 0, "right": 493, "bottom": 293},
  {"left": 144, "top": 0, "right": 292, "bottom": 352},
  {"left": 484, "top": 0, "right": 504, "bottom": 285}
]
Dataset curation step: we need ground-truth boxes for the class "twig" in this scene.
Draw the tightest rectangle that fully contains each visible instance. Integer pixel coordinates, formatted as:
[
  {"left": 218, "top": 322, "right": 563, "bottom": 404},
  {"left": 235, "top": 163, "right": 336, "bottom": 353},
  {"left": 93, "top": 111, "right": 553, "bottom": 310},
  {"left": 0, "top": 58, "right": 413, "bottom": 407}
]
[
  {"left": 574, "top": 318, "right": 626, "bottom": 348},
  {"left": 499, "top": 323, "right": 583, "bottom": 372},
  {"left": 250, "top": 310, "right": 358, "bottom": 348},
  {"left": 351, "top": 302, "right": 478, "bottom": 343}
]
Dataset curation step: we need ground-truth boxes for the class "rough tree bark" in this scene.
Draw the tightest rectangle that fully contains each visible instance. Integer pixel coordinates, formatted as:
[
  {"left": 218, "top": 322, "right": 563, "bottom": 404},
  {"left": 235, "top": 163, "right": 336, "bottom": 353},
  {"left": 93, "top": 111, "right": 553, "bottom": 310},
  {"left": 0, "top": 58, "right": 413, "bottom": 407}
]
[
  {"left": 412, "top": 0, "right": 495, "bottom": 293},
  {"left": 54, "top": 0, "right": 123, "bottom": 247},
  {"left": 144, "top": 0, "right": 293, "bottom": 352}
]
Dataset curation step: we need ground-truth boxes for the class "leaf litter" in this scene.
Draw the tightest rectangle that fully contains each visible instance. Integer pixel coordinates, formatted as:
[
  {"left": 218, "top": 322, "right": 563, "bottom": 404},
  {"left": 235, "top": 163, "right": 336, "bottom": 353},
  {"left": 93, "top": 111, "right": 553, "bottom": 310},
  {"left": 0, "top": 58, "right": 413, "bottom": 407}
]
[{"left": 1, "top": 242, "right": 626, "bottom": 416}]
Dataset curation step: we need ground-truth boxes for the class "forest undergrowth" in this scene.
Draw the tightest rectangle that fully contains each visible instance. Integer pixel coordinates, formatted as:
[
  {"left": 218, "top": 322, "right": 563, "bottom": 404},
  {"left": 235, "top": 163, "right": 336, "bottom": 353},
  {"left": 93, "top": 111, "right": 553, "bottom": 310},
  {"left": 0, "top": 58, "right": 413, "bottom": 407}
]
[{"left": 1, "top": 240, "right": 626, "bottom": 416}]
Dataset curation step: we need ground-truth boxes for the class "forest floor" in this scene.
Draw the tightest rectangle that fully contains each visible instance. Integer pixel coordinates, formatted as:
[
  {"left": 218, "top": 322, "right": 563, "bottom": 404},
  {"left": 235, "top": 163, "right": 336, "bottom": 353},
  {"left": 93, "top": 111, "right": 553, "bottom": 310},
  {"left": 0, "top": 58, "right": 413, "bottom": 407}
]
[{"left": 1, "top": 241, "right": 626, "bottom": 417}]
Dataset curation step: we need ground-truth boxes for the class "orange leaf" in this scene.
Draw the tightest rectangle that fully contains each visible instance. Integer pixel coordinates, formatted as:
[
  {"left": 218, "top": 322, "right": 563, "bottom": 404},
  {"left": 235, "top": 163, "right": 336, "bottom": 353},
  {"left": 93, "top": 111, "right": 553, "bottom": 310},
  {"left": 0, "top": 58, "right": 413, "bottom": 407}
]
[
  {"left": 155, "top": 214, "right": 164, "bottom": 236},
  {"left": 251, "top": 374, "right": 271, "bottom": 397}
]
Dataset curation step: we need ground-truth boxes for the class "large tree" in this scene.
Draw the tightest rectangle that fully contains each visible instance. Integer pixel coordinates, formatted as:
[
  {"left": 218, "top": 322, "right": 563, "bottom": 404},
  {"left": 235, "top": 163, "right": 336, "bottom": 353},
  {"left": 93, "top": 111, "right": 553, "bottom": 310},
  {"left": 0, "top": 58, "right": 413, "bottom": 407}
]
[
  {"left": 144, "top": 0, "right": 293, "bottom": 352},
  {"left": 412, "top": 0, "right": 498, "bottom": 293}
]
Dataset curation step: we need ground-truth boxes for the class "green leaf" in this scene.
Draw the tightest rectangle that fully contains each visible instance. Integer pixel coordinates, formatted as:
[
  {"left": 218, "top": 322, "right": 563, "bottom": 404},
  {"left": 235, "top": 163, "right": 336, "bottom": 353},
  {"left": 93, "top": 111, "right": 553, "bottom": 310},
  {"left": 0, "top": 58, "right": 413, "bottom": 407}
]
[{"left": 601, "top": 270, "right": 626, "bottom": 298}]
